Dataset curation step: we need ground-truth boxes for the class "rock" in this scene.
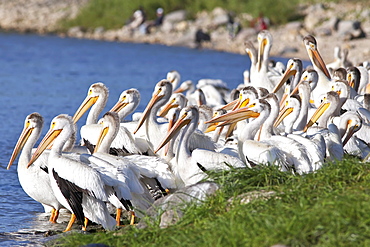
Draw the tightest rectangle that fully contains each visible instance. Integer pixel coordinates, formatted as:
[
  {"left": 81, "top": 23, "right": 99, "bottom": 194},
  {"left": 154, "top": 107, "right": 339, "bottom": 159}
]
[
  {"left": 227, "top": 190, "right": 279, "bottom": 211},
  {"left": 337, "top": 20, "right": 366, "bottom": 40},
  {"left": 279, "top": 47, "right": 299, "bottom": 56},
  {"left": 67, "top": 26, "right": 84, "bottom": 38},
  {"left": 163, "top": 10, "right": 187, "bottom": 24},
  {"left": 137, "top": 182, "right": 220, "bottom": 229},
  {"left": 319, "top": 17, "right": 339, "bottom": 32},
  {"left": 316, "top": 27, "right": 332, "bottom": 37},
  {"left": 211, "top": 7, "right": 230, "bottom": 27},
  {"left": 175, "top": 21, "right": 189, "bottom": 32},
  {"left": 303, "top": 4, "right": 327, "bottom": 31},
  {"left": 234, "top": 28, "right": 257, "bottom": 42}
]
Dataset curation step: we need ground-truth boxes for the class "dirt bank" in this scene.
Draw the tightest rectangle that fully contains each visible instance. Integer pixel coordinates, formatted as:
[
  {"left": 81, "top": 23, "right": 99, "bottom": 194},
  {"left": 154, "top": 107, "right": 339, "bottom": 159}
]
[{"left": 0, "top": 1, "right": 369, "bottom": 66}]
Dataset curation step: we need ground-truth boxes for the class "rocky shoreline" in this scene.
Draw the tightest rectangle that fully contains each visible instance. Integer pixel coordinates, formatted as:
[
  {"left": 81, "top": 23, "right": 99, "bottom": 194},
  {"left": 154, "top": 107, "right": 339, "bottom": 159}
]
[{"left": 1, "top": 1, "right": 369, "bottom": 66}]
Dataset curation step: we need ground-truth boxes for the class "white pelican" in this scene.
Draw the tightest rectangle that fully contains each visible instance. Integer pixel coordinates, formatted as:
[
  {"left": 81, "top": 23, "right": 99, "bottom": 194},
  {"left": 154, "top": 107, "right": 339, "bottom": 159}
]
[
  {"left": 155, "top": 106, "right": 246, "bottom": 186},
  {"left": 157, "top": 93, "right": 188, "bottom": 118},
  {"left": 174, "top": 79, "right": 228, "bottom": 108},
  {"left": 356, "top": 66, "right": 369, "bottom": 94},
  {"left": 272, "top": 58, "right": 303, "bottom": 95},
  {"left": 327, "top": 46, "right": 352, "bottom": 72},
  {"left": 244, "top": 40, "right": 258, "bottom": 85},
  {"left": 331, "top": 79, "right": 361, "bottom": 113},
  {"left": 134, "top": 79, "right": 173, "bottom": 152},
  {"left": 274, "top": 95, "right": 302, "bottom": 134},
  {"left": 196, "top": 78, "right": 230, "bottom": 107},
  {"left": 332, "top": 68, "right": 347, "bottom": 80},
  {"left": 304, "top": 91, "right": 344, "bottom": 161},
  {"left": 7, "top": 113, "right": 64, "bottom": 223},
  {"left": 303, "top": 35, "right": 332, "bottom": 107},
  {"left": 198, "top": 105, "right": 214, "bottom": 132},
  {"left": 274, "top": 81, "right": 314, "bottom": 133},
  {"left": 207, "top": 98, "right": 317, "bottom": 174},
  {"left": 135, "top": 79, "right": 215, "bottom": 156},
  {"left": 173, "top": 81, "right": 207, "bottom": 106},
  {"left": 346, "top": 67, "right": 361, "bottom": 94},
  {"left": 28, "top": 114, "right": 117, "bottom": 231},
  {"left": 305, "top": 91, "right": 341, "bottom": 130},
  {"left": 110, "top": 88, "right": 141, "bottom": 123},
  {"left": 94, "top": 112, "right": 178, "bottom": 194},
  {"left": 73, "top": 82, "right": 108, "bottom": 126},
  {"left": 73, "top": 83, "right": 145, "bottom": 155},
  {"left": 332, "top": 111, "right": 366, "bottom": 158},
  {"left": 254, "top": 30, "right": 284, "bottom": 98},
  {"left": 220, "top": 85, "right": 261, "bottom": 139},
  {"left": 326, "top": 46, "right": 342, "bottom": 72},
  {"left": 166, "top": 70, "right": 181, "bottom": 92}
]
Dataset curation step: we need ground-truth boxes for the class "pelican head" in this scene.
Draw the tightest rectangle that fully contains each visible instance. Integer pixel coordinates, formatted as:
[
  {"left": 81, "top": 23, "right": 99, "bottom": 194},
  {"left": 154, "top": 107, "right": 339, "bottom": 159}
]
[
  {"left": 333, "top": 68, "right": 347, "bottom": 80},
  {"left": 222, "top": 86, "right": 259, "bottom": 111},
  {"left": 158, "top": 93, "right": 188, "bottom": 117},
  {"left": 340, "top": 111, "right": 362, "bottom": 147},
  {"left": 303, "top": 91, "right": 339, "bottom": 132},
  {"left": 301, "top": 69, "right": 319, "bottom": 92},
  {"left": 109, "top": 88, "right": 141, "bottom": 121},
  {"left": 256, "top": 30, "right": 273, "bottom": 72},
  {"left": 346, "top": 66, "right": 361, "bottom": 92},
  {"left": 134, "top": 79, "right": 173, "bottom": 134},
  {"left": 272, "top": 58, "right": 302, "bottom": 94},
  {"left": 72, "top": 82, "right": 109, "bottom": 124},
  {"left": 206, "top": 98, "right": 267, "bottom": 127},
  {"left": 274, "top": 94, "right": 301, "bottom": 128},
  {"left": 27, "top": 115, "right": 74, "bottom": 168},
  {"left": 173, "top": 80, "right": 194, "bottom": 94},
  {"left": 94, "top": 112, "right": 120, "bottom": 153},
  {"left": 166, "top": 70, "right": 181, "bottom": 91},
  {"left": 303, "top": 35, "right": 331, "bottom": 80},
  {"left": 244, "top": 40, "right": 257, "bottom": 64},
  {"left": 7, "top": 113, "right": 44, "bottom": 170},
  {"left": 205, "top": 108, "right": 227, "bottom": 133},
  {"left": 155, "top": 105, "right": 198, "bottom": 154}
]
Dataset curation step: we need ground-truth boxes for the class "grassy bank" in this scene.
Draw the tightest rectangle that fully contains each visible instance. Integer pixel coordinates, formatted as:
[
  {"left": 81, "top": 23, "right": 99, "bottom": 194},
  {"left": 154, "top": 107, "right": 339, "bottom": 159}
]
[
  {"left": 50, "top": 156, "right": 370, "bottom": 247},
  {"left": 60, "top": 0, "right": 354, "bottom": 31}
]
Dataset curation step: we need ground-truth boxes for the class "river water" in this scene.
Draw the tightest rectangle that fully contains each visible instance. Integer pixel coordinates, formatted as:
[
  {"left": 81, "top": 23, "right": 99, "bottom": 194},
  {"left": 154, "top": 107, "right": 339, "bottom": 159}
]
[{"left": 0, "top": 32, "right": 292, "bottom": 246}]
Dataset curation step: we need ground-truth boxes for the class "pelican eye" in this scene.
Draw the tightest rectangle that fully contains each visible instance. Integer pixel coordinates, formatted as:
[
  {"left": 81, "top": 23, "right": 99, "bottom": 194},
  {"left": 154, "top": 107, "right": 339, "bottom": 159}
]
[
  {"left": 249, "top": 103, "right": 256, "bottom": 108},
  {"left": 88, "top": 89, "right": 93, "bottom": 95},
  {"left": 310, "top": 43, "right": 315, "bottom": 49},
  {"left": 121, "top": 95, "right": 126, "bottom": 101},
  {"left": 51, "top": 122, "right": 56, "bottom": 129}
]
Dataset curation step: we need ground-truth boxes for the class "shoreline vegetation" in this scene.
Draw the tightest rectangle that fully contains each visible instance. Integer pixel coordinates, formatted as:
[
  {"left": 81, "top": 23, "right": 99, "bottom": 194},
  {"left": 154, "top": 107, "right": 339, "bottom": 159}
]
[
  {"left": 2, "top": 1, "right": 370, "bottom": 246},
  {"left": 45, "top": 157, "right": 370, "bottom": 247},
  {"left": 0, "top": 0, "right": 369, "bottom": 65}
]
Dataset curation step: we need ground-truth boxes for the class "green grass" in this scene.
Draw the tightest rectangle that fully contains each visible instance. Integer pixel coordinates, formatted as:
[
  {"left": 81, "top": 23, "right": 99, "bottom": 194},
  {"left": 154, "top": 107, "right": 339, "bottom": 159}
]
[
  {"left": 49, "top": 156, "right": 370, "bottom": 247},
  {"left": 61, "top": 0, "right": 362, "bottom": 31}
]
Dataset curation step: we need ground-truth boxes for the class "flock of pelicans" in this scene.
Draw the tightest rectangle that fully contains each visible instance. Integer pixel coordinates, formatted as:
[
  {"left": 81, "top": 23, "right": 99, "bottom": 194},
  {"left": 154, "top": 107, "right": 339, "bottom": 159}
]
[{"left": 6, "top": 30, "right": 370, "bottom": 232}]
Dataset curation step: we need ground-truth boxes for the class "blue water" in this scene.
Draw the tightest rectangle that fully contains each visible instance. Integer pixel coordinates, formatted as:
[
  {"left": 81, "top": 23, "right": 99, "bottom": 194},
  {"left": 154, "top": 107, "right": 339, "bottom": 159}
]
[{"left": 0, "top": 32, "right": 292, "bottom": 246}]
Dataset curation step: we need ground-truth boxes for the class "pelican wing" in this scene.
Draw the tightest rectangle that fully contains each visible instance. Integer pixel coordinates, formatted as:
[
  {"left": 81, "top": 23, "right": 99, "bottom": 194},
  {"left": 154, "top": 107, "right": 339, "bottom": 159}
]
[{"left": 192, "top": 149, "right": 246, "bottom": 172}]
